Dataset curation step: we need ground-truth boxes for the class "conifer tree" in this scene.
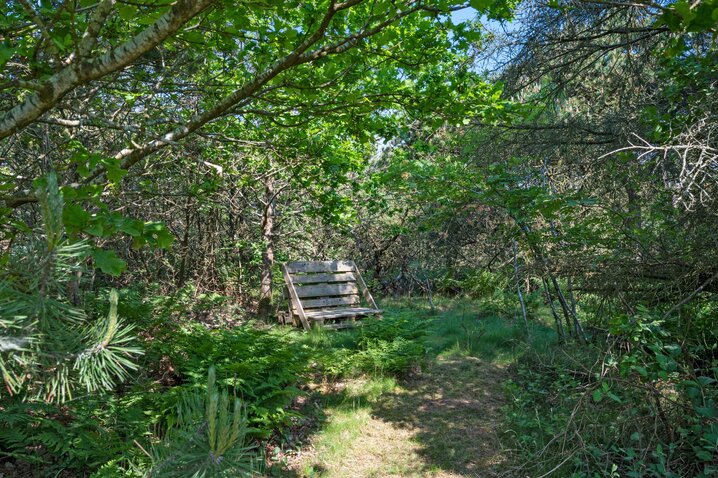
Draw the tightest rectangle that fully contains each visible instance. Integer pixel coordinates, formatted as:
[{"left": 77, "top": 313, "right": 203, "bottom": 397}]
[{"left": 0, "top": 173, "right": 141, "bottom": 402}]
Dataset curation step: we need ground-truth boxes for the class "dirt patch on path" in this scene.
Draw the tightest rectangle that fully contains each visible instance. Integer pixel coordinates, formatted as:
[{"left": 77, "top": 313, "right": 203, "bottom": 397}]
[{"left": 293, "top": 355, "right": 508, "bottom": 477}]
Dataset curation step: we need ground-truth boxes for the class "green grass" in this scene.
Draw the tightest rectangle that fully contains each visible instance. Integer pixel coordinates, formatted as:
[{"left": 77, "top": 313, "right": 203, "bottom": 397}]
[
  {"left": 383, "top": 295, "right": 557, "bottom": 363},
  {"left": 278, "top": 295, "right": 559, "bottom": 477}
]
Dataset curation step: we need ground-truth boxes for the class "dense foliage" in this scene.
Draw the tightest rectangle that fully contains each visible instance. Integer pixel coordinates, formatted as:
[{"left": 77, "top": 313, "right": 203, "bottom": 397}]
[{"left": 2, "top": 0, "right": 718, "bottom": 476}]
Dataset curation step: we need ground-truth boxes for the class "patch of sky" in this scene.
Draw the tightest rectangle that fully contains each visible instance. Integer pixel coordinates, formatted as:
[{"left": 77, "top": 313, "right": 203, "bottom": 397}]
[{"left": 450, "top": 6, "right": 520, "bottom": 76}]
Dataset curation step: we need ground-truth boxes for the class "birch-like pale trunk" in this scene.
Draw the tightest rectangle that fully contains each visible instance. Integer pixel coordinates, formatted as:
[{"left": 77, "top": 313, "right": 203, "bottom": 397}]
[
  {"left": 0, "top": 0, "right": 214, "bottom": 139},
  {"left": 513, "top": 238, "right": 529, "bottom": 335}
]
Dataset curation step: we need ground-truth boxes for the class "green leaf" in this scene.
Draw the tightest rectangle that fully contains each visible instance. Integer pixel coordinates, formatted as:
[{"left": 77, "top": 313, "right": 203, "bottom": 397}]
[
  {"left": 695, "top": 449, "right": 713, "bottom": 461},
  {"left": 85, "top": 222, "right": 104, "bottom": 237},
  {"left": 137, "top": 11, "right": 163, "bottom": 25},
  {"left": 470, "top": 0, "right": 494, "bottom": 10},
  {"left": 607, "top": 392, "right": 621, "bottom": 403},
  {"left": 92, "top": 249, "right": 127, "bottom": 276},
  {"left": 673, "top": 0, "right": 696, "bottom": 22},
  {"left": 62, "top": 203, "right": 90, "bottom": 232},
  {"left": 180, "top": 30, "right": 205, "bottom": 44},
  {"left": 592, "top": 389, "right": 603, "bottom": 403},
  {"left": 0, "top": 44, "right": 14, "bottom": 69},
  {"left": 143, "top": 222, "right": 175, "bottom": 249},
  {"left": 117, "top": 4, "right": 137, "bottom": 20},
  {"left": 117, "top": 219, "right": 143, "bottom": 237},
  {"left": 632, "top": 364, "right": 648, "bottom": 378},
  {"left": 695, "top": 406, "right": 718, "bottom": 418},
  {"left": 103, "top": 159, "right": 128, "bottom": 183}
]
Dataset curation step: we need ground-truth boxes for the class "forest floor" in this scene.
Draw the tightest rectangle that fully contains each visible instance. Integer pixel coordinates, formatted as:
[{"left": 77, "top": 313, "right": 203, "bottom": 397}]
[{"left": 271, "top": 299, "right": 556, "bottom": 477}]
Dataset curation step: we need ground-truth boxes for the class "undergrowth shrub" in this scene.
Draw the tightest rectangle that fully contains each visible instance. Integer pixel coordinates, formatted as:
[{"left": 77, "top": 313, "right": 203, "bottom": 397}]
[
  {"left": 504, "top": 304, "right": 718, "bottom": 478},
  {"left": 145, "top": 366, "right": 260, "bottom": 477},
  {"left": 0, "top": 392, "right": 151, "bottom": 475},
  {"left": 150, "top": 323, "right": 313, "bottom": 437},
  {"left": 436, "top": 270, "right": 543, "bottom": 318},
  {"left": 305, "top": 313, "right": 430, "bottom": 378},
  {"left": 1, "top": 285, "right": 435, "bottom": 476},
  {"left": 351, "top": 337, "right": 426, "bottom": 375}
]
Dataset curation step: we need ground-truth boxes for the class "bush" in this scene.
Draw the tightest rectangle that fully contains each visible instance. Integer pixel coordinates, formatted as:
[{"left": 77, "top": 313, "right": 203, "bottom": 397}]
[
  {"left": 1, "top": 286, "right": 435, "bottom": 476},
  {"left": 347, "top": 315, "right": 429, "bottom": 375},
  {"left": 149, "top": 323, "right": 313, "bottom": 437},
  {"left": 436, "top": 269, "right": 533, "bottom": 318},
  {"left": 504, "top": 305, "right": 718, "bottom": 477}
]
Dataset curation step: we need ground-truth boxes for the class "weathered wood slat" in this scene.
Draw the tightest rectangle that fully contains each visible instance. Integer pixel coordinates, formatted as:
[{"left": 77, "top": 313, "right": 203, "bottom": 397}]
[
  {"left": 282, "top": 264, "right": 311, "bottom": 330},
  {"left": 285, "top": 260, "right": 355, "bottom": 273},
  {"left": 322, "top": 322, "right": 360, "bottom": 330},
  {"left": 294, "top": 283, "right": 358, "bottom": 298},
  {"left": 282, "top": 260, "right": 380, "bottom": 330},
  {"left": 290, "top": 272, "right": 356, "bottom": 284},
  {"left": 351, "top": 261, "right": 379, "bottom": 310},
  {"left": 298, "top": 295, "right": 360, "bottom": 309},
  {"left": 305, "top": 307, "right": 382, "bottom": 320}
]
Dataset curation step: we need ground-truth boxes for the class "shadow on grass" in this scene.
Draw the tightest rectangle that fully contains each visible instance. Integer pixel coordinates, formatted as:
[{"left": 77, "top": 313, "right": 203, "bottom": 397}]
[
  {"left": 268, "top": 297, "right": 558, "bottom": 477},
  {"left": 371, "top": 357, "right": 508, "bottom": 476},
  {"left": 368, "top": 298, "right": 556, "bottom": 476}
]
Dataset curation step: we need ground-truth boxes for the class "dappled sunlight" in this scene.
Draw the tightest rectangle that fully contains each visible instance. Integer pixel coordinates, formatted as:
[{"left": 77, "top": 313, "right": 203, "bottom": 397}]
[
  {"left": 279, "top": 304, "right": 533, "bottom": 477},
  {"left": 371, "top": 357, "right": 508, "bottom": 476}
]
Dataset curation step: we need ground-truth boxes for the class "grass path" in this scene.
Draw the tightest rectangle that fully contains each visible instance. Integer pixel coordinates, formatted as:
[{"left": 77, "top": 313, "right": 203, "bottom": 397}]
[
  {"left": 300, "top": 356, "right": 508, "bottom": 477},
  {"left": 273, "top": 298, "right": 551, "bottom": 478}
]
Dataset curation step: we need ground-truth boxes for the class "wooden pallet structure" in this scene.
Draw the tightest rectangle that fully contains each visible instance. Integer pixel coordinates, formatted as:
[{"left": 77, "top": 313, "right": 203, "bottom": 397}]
[{"left": 280, "top": 260, "right": 382, "bottom": 330}]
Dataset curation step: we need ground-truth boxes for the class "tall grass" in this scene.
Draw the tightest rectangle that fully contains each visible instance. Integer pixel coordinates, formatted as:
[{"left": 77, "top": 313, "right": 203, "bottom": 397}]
[{"left": 379, "top": 295, "right": 558, "bottom": 364}]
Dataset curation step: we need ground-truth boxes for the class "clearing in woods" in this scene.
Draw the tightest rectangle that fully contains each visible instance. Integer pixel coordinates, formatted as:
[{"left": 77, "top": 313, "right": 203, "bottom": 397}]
[{"left": 276, "top": 299, "right": 556, "bottom": 477}]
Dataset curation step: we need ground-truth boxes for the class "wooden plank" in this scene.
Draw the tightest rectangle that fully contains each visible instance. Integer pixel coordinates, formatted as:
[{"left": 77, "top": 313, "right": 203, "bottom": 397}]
[
  {"left": 305, "top": 307, "right": 382, "bottom": 320},
  {"left": 294, "top": 283, "right": 359, "bottom": 298},
  {"left": 281, "top": 260, "right": 381, "bottom": 331},
  {"left": 322, "top": 322, "right": 359, "bottom": 330},
  {"left": 282, "top": 264, "right": 311, "bottom": 331},
  {"left": 350, "top": 261, "right": 379, "bottom": 310},
  {"left": 285, "top": 260, "right": 355, "bottom": 274},
  {"left": 299, "top": 295, "right": 360, "bottom": 309},
  {"left": 291, "top": 272, "right": 356, "bottom": 284}
]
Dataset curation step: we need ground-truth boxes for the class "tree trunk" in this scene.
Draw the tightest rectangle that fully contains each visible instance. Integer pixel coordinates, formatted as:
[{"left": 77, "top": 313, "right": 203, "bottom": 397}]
[
  {"left": 513, "top": 238, "right": 530, "bottom": 336},
  {"left": 516, "top": 219, "right": 586, "bottom": 342},
  {"left": 551, "top": 276, "right": 587, "bottom": 341},
  {"left": 258, "top": 177, "right": 276, "bottom": 318},
  {"left": 542, "top": 277, "right": 566, "bottom": 343}
]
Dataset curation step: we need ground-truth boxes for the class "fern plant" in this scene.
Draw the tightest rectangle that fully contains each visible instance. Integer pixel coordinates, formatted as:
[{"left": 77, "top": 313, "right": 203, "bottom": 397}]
[
  {"left": 144, "top": 366, "right": 260, "bottom": 477},
  {"left": 0, "top": 172, "right": 141, "bottom": 402}
]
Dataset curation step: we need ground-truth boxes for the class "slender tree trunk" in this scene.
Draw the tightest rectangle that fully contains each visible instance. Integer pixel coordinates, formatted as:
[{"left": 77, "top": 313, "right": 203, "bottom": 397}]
[
  {"left": 176, "top": 198, "right": 192, "bottom": 288},
  {"left": 567, "top": 277, "right": 577, "bottom": 317},
  {"left": 551, "top": 276, "right": 587, "bottom": 341},
  {"left": 513, "top": 238, "right": 529, "bottom": 335},
  {"left": 425, "top": 278, "right": 435, "bottom": 312},
  {"left": 516, "top": 219, "right": 586, "bottom": 342},
  {"left": 258, "top": 177, "right": 276, "bottom": 318},
  {"left": 539, "top": 160, "right": 585, "bottom": 341},
  {"left": 542, "top": 277, "right": 566, "bottom": 343}
]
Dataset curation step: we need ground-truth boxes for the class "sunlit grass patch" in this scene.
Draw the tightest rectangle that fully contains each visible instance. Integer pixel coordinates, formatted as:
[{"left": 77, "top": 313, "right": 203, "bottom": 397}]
[{"left": 285, "top": 297, "right": 559, "bottom": 476}]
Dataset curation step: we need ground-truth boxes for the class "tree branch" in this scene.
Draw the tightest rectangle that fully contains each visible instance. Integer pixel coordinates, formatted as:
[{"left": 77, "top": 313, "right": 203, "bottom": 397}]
[{"left": 0, "top": 0, "right": 214, "bottom": 140}]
